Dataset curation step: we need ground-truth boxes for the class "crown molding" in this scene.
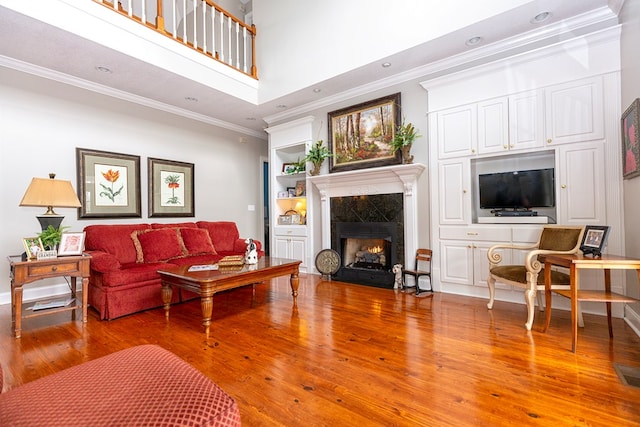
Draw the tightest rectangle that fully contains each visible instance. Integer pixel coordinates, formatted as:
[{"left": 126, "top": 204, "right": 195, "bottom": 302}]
[
  {"left": 263, "top": 7, "right": 619, "bottom": 126},
  {"left": 0, "top": 55, "right": 267, "bottom": 140}
]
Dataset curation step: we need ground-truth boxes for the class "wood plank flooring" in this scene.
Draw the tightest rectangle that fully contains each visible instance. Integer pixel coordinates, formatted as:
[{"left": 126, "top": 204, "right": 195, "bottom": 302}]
[{"left": 1, "top": 275, "right": 639, "bottom": 426}]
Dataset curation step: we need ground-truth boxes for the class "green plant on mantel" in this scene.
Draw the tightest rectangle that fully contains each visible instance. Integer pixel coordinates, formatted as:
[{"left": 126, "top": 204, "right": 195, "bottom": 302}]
[
  {"left": 305, "top": 140, "right": 331, "bottom": 176},
  {"left": 38, "top": 225, "right": 69, "bottom": 250},
  {"left": 391, "top": 118, "right": 421, "bottom": 164}
]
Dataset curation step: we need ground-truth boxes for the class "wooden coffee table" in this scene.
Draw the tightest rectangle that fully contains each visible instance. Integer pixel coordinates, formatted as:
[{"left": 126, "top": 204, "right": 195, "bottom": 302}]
[{"left": 158, "top": 257, "right": 301, "bottom": 337}]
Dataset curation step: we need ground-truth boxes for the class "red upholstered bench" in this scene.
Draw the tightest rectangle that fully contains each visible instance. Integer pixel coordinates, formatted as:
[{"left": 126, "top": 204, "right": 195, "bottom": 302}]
[{"left": 0, "top": 345, "right": 241, "bottom": 426}]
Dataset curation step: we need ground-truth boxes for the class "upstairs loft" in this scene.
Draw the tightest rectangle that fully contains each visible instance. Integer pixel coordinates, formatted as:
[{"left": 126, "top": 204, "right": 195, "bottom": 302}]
[{"left": 95, "top": 0, "right": 256, "bottom": 79}]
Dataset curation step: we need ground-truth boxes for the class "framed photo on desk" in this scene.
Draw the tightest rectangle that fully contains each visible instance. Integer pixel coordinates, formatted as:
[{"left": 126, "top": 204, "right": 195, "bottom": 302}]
[{"left": 580, "top": 225, "right": 610, "bottom": 256}]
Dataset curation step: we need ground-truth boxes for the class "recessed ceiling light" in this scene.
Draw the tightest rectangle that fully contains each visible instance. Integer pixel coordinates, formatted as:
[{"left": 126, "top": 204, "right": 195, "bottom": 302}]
[
  {"left": 276, "top": 104, "right": 287, "bottom": 109},
  {"left": 465, "top": 36, "right": 483, "bottom": 46},
  {"left": 531, "top": 11, "right": 551, "bottom": 24},
  {"left": 313, "top": 88, "right": 322, "bottom": 93},
  {"left": 381, "top": 62, "right": 391, "bottom": 68},
  {"left": 95, "top": 66, "right": 112, "bottom": 73},
  {"left": 184, "top": 96, "right": 198, "bottom": 102}
]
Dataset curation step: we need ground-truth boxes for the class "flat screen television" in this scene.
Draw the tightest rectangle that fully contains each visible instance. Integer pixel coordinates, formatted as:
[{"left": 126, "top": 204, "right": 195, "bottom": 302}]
[{"left": 478, "top": 168, "right": 555, "bottom": 210}]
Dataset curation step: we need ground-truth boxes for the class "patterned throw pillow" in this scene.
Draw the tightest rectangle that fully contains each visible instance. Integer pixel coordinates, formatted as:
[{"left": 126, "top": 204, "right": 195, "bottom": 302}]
[{"left": 131, "top": 228, "right": 185, "bottom": 263}]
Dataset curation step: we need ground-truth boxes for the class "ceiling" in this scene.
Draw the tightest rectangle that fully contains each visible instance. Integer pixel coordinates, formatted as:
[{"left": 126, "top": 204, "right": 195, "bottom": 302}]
[{"left": 0, "top": 1, "right": 622, "bottom": 139}]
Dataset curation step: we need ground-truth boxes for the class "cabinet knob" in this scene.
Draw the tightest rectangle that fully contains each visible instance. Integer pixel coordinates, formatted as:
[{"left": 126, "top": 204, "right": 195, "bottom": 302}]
[
  {"left": 547, "top": 138, "right": 552, "bottom": 144},
  {"left": 509, "top": 144, "right": 514, "bottom": 148},
  {"left": 561, "top": 184, "right": 567, "bottom": 189},
  {"left": 51, "top": 266, "right": 57, "bottom": 272},
  {"left": 467, "top": 245, "right": 472, "bottom": 249},
  {"left": 503, "top": 145, "right": 508, "bottom": 149},
  {"left": 471, "top": 149, "right": 476, "bottom": 153},
  {"left": 463, "top": 189, "right": 467, "bottom": 194}
]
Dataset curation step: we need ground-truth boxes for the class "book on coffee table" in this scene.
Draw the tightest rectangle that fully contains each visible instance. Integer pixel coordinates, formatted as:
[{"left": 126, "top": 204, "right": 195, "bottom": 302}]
[
  {"left": 188, "top": 264, "right": 219, "bottom": 272},
  {"left": 217, "top": 255, "right": 245, "bottom": 266}
]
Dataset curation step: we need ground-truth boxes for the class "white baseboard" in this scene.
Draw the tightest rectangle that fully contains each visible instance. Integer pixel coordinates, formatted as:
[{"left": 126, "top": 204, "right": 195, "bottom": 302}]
[{"left": 624, "top": 304, "right": 640, "bottom": 338}]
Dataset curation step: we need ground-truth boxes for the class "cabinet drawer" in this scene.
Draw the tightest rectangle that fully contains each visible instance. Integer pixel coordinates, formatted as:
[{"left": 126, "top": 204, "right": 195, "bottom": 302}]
[
  {"left": 28, "top": 261, "right": 81, "bottom": 277},
  {"left": 274, "top": 226, "right": 307, "bottom": 237},
  {"left": 440, "top": 226, "right": 511, "bottom": 242}
]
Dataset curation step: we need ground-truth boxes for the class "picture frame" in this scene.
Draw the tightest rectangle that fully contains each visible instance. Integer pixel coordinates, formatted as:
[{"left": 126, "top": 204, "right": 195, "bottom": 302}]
[
  {"left": 58, "top": 232, "right": 86, "bottom": 256},
  {"left": 621, "top": 98, "right": 640, "bottom": 180},
  {"left": 580, "top": 225, "right": 610, "bottom": 257},
  {"left": 328, "top": 93, "right": 402, "bottom": 173},
  {"left": 76, "top": 148, "right": 141, "bottom": 218},
  {"left": 282, "top": 163, "right": 296, "bottom": 175},
  {"left": 295, "top": 180, "right": 306, "bottom": 197},
  {"left": 148, "top": 157, "right": 195, "bottom": 217},
  {"left": 287, "top": 187, "right": 296, "bottom": 197},
  {"left": 23, "top": 237, "right": 44, "bottom": 259}
]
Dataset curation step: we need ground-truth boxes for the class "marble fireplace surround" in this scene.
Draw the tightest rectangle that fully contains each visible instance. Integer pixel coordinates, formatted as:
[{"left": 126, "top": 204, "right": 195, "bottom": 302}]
[{"left": 308, "top": 163, "right": 426, "bottom": 266}]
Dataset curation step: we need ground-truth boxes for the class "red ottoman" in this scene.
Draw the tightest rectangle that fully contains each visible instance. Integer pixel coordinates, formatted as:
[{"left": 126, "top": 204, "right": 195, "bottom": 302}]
[{"left": 0, "top": 345, "right": 241, "bottom": 426}]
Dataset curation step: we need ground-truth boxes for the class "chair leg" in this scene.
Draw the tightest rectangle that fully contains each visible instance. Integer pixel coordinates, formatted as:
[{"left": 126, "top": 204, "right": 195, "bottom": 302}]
[
  {"left": 487, "top": 275, "right": 495, "bottom": 309},
  {"left": 524, "top": 289, "right": 536, "bottom": 331}
]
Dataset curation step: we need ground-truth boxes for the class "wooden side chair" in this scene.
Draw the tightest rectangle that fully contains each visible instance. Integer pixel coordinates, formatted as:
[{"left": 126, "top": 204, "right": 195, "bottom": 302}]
[
  {"left": 486, "top": 226, "right": 584, "bottom": 330},
  {"left": 403, "top": 248, "right": 433, "bottom": 296}
]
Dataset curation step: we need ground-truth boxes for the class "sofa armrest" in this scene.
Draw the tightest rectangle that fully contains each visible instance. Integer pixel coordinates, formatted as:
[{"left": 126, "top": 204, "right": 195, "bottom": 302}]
[{"left": 86, "top": 250, "right": 122, "bottom": 272}]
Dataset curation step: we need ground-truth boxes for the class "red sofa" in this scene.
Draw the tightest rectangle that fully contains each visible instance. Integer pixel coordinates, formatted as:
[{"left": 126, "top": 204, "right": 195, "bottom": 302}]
[
  {"left": 84, "top": 221, "right": 262, "bottom": 320},
  {"left": 0, "top": 344, "right": 241, "bottom": 426}
]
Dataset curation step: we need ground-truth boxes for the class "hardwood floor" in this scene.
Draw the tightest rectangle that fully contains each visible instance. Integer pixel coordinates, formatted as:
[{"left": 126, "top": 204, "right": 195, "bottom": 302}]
[{"left": 1, "top": 275, "right": 639, "bottom": 426}]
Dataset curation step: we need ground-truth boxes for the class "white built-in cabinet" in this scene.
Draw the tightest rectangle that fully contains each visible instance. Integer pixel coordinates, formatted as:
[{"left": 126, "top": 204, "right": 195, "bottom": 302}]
[
  {"left": 265, "top": 116, "right": 316, "bottom": 272},
  {"left": 427, "top": 74, "right": 612, "bottom": 297}
]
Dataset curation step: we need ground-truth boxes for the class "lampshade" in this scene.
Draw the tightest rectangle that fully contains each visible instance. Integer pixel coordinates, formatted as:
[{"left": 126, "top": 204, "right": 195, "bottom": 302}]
[{"left": 20, "top": 173, "right": 81, "bottom": 230}]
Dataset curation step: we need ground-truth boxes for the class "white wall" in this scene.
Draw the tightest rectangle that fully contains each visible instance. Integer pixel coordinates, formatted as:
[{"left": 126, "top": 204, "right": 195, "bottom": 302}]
[
  {"left": 0, "top": 66, "right": 267, "bottom": 301},
  {"left": 620, "top": 0, "right": 640, "bottom": 324}
]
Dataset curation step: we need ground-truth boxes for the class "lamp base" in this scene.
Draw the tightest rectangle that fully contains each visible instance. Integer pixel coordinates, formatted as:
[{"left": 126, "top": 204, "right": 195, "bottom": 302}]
[{"left": 37, "top": 215, "right": 64, "bottom": 231}]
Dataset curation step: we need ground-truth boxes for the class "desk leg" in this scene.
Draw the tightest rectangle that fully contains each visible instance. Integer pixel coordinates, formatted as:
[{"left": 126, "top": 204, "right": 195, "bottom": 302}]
[
  {"left": 14, "top": 285, "right": 22, "bottom": 339},
  {"left": 571, "top": 265, "right": 578, "bottom": 353},
  {"left": 544, "top": 262, "right": 552, "bottom": 332},
  {"left": 71, "top": 277, "right": 77, "bottom": 321},
  {"left": 161, "top": 282, "right": 173, "bottom": 320},
  {"left": 290, "top": 270, "right": 300, "bottom": 298},
  {"left": 604, "top": 269, "right": 613, "bottom": 338},
  {"left": 81, "top": 276, "right": 88, "bottom": 323}
]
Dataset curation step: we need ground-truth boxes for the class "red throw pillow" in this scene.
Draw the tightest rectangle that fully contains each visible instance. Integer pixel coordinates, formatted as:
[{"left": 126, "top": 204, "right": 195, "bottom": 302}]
[
  {"left": 179, "top": 228, "right": 217, "bottom": 255},
  {"left": 131, "top": 229, "right": 185, "bottom": 263}
]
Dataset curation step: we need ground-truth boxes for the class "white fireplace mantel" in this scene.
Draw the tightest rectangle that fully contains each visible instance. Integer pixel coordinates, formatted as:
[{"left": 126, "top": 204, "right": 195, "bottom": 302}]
[{"left": 309, "top": 163, "right": 426, "bottom": 265}]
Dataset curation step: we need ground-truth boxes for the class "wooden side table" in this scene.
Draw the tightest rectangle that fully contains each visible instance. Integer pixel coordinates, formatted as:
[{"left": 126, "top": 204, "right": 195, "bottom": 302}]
[
  {"left": 8, "top": 254, "right": 91, "bottom": 338},
  {"left": 543, "top": 253, "right": 640, "bottom": 352}
]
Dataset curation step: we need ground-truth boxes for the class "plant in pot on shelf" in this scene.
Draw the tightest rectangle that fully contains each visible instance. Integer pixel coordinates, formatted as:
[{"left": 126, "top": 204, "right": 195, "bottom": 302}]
[
  {"left": 391, "top": 118, "right": 421, "bottom": 164},
  {"left": 38, "top": 225, "right": 69, "bottom": 251},
  {"left": 305, "top": 140, "right": 331, "bottom": 176}
]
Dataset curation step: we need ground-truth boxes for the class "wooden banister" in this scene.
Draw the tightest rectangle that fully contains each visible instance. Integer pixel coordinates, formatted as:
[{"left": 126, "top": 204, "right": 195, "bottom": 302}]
[{"left": 94, "top": 0, "right": 257, "bottom": 79}]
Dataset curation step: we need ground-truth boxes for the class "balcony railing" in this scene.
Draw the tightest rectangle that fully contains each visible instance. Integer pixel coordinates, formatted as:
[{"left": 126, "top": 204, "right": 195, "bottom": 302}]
[{"left": 94, "top": 0, "right": 257, "bottom": 79}]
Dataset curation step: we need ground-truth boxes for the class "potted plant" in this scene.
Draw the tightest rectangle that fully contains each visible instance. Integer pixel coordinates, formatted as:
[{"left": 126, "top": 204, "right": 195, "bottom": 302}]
[
  {"left": 305, "top": 140, "right": 331, "bottom": 176},
  {"left": 38, "top": 225, "right": 69, "bottom": 250},
  {"left": 391, "top": 118, "right": 421, "bottom": 164}
]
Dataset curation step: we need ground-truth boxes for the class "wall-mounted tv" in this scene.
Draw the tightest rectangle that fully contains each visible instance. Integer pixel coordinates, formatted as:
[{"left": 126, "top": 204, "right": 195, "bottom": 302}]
[{"left": 478, "top": 168, "right": 555, "bottom": 210}]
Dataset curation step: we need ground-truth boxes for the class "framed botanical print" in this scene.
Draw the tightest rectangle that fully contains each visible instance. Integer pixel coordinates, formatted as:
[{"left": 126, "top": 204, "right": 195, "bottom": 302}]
[
  {"left": 76, "top": 148, "right": 141, "bottom": 218},
  {"left": 622, "top": 98, "right": 640, "bottom": 180},
  {"left": 148, "top": 158, "right": 195, "bottom": 217}
]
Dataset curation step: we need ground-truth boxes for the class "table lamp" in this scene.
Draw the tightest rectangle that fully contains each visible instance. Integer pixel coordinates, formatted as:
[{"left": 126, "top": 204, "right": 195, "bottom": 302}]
[{"left": 19, "top": 173, "right": 82, "bottom": 230}]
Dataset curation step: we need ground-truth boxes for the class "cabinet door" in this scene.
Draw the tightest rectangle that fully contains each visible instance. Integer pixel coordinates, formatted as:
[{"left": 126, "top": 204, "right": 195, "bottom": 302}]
[
  {"left": 440, "top": 241, "right": 473, "bottom": 286},
  {"left": 509, "top": 90, "right": 544, "bottom": 150},
  {"left": 273, "top": 236, "right": 291, "bottom": 259},
  {"left": 437, "top": 104, "right": 477, "bottom": 159},
  {"left": 556, "top": 142, "right": 605, "bottom": 224},
  {"left": 290, "top": 237, "right": 307, "bottom": 265},
  {"left": 545, "top": 77, "right": 604, "bottom": 145},
  {"left": 478, "top": 97, "right": 509, "bottom": 154},
  {"left": 438, "top": 159, "right": 471, "bottom": 224}
]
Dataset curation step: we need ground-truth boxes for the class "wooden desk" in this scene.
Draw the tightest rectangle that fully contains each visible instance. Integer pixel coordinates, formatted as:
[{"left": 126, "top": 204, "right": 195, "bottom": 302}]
[
  {"left": 543, "top": 254, "right": 640, "bottom": 352},
  {"left": 8, "top": 254, "right": 91, "bottom": 338}
]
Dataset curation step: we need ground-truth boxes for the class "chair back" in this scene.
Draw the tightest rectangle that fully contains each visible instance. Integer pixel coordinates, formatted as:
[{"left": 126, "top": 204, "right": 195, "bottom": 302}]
[
  {"left": 415, "top": 248, "right": 432, "bottom": 269},
  {"left": 538, "top": 226, "right": 584, "bottom": 252}
]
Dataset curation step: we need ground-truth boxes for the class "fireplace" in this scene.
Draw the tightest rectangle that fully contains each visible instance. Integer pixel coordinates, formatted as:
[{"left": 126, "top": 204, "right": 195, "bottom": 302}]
[{"left": 333, "top": 222, "right": 397, "bottom": 288}]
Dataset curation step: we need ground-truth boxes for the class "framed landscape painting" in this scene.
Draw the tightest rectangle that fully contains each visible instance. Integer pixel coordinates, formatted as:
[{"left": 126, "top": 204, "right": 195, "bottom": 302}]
[
  {"left": 76, "top": 148, "right": 141, "bottom": 218},
  {"left": 328, "top": 93, "right": 401, "bottom": 172},
  {"left": 148, "top": 158, "right": 195, "bottom": 217}
]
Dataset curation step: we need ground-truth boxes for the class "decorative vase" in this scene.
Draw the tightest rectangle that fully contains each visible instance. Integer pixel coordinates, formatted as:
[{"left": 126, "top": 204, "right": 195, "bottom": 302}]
[
  {"left": 400, "top": 144, "right": 414, "bottom": 164},
  {"left": 310, "top": 162, "right": 322, "bottom": 176}
]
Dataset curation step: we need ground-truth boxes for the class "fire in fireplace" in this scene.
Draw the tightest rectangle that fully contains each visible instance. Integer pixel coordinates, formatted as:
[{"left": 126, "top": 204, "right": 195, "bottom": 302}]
[{"left": 333, "top": 222, "right": 397, "bottom": 288}]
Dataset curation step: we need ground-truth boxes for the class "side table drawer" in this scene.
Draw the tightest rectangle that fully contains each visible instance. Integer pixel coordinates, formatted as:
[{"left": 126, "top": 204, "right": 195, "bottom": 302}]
[{"left": 28, "top": 261, "right": 81, "bottom": 277}]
